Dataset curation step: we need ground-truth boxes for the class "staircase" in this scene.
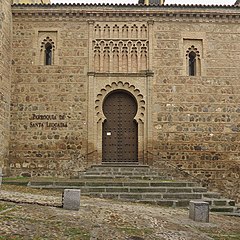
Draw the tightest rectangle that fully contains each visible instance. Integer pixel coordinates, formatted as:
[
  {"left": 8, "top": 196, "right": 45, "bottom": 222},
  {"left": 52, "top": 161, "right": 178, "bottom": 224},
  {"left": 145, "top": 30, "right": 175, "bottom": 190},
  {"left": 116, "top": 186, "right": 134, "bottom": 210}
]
[{"left": 28, "top": 164, "right": 239, "bottom": 213}]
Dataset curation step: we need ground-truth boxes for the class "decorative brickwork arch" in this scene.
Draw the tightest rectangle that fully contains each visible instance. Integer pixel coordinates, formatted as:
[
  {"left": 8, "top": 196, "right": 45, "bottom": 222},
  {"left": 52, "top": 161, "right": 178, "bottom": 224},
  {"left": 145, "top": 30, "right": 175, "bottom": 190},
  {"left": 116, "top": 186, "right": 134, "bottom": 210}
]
[
  {"left": 93, "top": 81, "right": 146, "bottom": 164},
  {"left": 95, "top": 81, "right": 145, "bottom": 124}
]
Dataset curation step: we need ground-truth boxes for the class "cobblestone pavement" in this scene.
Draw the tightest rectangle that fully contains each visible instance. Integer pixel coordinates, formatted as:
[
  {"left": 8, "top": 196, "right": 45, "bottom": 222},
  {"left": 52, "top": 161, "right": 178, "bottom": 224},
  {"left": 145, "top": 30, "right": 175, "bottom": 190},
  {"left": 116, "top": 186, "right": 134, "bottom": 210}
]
[
  {"left": 0, "top": 185, "right": 240, "bottom": 240},
  {"left": 0, "top": 189, "right": 62, "bottom": 207}
]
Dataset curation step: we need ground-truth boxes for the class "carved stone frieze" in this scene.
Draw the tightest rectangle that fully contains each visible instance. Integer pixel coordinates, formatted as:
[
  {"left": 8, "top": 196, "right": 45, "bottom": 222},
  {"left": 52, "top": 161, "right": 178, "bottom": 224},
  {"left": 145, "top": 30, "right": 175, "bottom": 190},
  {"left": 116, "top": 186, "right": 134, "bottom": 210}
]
[
  {"left": 93, "top": 39, "right": 148, "bottom": 73},
  {"left": 92, "top": 23, "right": 149, "bottom": 73}
]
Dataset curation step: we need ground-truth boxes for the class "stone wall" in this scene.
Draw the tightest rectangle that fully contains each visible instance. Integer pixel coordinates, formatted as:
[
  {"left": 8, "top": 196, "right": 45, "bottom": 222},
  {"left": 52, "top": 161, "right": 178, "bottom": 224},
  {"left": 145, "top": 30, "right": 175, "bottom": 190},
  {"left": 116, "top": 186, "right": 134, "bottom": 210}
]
[
  {"left": 9, "top": 5, "right": 240, "bottom": 201},
  {"left": 0, "top": 0, "right": 12, "bottom": 179},
  {"left": 152, "top": 20, "right": 240, "bottom": 202},
  {"left": 10, "top": 14, "right": 88, "bottom": 177}
]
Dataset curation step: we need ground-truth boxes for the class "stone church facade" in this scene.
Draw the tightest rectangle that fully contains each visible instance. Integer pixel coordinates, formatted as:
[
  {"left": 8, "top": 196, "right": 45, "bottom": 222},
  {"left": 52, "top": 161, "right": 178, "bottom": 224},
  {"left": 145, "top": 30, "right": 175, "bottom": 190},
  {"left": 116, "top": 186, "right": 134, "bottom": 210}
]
[{"left": 0, "top": 0, "right": 239, "bottom": 200}]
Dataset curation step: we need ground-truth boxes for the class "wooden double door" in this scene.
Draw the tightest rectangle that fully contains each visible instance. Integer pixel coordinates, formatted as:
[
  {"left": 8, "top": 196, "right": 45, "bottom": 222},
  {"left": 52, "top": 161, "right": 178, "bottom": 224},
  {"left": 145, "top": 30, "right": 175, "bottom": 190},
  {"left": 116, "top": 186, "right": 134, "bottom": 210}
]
[{"left": 102, "top": 90, "right": 138, "bottom": 162}]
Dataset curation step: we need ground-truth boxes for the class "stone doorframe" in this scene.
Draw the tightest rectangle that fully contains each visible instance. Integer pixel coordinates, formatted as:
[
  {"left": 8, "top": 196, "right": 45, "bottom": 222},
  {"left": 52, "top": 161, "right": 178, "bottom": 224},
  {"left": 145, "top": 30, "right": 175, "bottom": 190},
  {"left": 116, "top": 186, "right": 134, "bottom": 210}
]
[{"left": 87, "top": 72, "right": 153, "bottom": 166}]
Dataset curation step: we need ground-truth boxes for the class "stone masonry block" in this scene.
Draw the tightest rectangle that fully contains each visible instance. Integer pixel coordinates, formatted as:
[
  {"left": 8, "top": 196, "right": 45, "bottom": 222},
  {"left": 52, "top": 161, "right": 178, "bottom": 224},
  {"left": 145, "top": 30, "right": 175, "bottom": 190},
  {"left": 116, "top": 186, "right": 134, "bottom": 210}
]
[
  {"left": 189, "top": 201, "right": 209, "bottom": 223},
  {"left": 63, "top": 189, "right": 81, "bottom": 211}
]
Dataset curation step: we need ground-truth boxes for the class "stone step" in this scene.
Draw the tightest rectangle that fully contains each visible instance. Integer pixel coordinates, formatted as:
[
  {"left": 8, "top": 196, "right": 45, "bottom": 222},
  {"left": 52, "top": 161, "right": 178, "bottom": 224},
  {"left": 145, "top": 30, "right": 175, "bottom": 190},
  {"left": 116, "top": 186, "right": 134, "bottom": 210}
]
[
  {"left": 80, "top": 192, "right": 237, "bottom": 211},
  {"left": 86, "top": 166, "right": 151, "bottom": 171},
  {"left": 28, "top": 182, "right": 208, "bottom": 198},
  {"left": 210, "top": 206, "right": 238, "bottom": 213},
  {"left": 4, "top": 178, "right": 237, "bottom": 213},
  {"left": 202, "top": 192, "right": 221, "bottom": 199},
  {"left": 145, "top": 200, "right": 238, "bottom": 212},
  {"left": 162, "top": 193, "right": 203, "bottom": 200},
  {"left": 76, "top": 186, "right": 207, "bottom": 194},
  {"left": 133, "top": 199, "right": 203, "bottom": 208},
  {"left": 21, "top": 163, "right": 238, "bottom": 214},
  {"left": 28, "top": 180, "right": 199, "bottom": 188},
  {"left": 79, "top": 165, "right": 169, "bottom": 180},
  {"left": 83, "top": 171, "right": 161, "bottom": 176},
  {"left": 80, "top": 192, "right": 203, "bottom": 200},
  {"left": 84, "top": 169, "right": 159, "bottom": 174},
  {"left": 203, "top": 198, "right": 236, "bottom": 207},
  {"left": 82, "top": 164, "right": 151, "bottom": 173},
  {"left": 91, "top": 164, "right": 149, "bottom": 168},
  {"left": 79, "top": 167, "right": 168, "bottom": 179},
  {"left": 78, "top": 174, "right": 166, "bottom": 180}
]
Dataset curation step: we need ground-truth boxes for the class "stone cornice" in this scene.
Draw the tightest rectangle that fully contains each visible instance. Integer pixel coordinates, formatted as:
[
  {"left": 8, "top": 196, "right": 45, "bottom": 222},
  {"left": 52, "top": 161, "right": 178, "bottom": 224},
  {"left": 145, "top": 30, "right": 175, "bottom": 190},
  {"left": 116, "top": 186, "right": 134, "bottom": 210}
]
[
  {"left": 12, "top": 3, "right": 239, "bottom": 8},
  {"left": 11, "top": 4, "right": 240, "bottom": 23}
]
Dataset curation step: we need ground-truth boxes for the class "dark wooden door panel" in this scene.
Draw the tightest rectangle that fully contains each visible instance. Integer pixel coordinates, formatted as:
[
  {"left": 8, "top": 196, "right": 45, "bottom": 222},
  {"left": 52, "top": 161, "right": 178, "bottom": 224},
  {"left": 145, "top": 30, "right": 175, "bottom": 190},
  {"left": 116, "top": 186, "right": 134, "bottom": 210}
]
[{"left": 102, "top": 91, "right": 138, "bottom": 162}]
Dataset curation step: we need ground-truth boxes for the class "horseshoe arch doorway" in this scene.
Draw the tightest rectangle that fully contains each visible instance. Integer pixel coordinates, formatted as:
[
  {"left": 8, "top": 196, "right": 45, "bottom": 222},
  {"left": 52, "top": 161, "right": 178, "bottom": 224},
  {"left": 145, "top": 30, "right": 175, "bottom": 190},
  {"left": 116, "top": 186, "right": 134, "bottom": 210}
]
[{"left": 102, "top": 90, "right": 138, "bottom": 163}]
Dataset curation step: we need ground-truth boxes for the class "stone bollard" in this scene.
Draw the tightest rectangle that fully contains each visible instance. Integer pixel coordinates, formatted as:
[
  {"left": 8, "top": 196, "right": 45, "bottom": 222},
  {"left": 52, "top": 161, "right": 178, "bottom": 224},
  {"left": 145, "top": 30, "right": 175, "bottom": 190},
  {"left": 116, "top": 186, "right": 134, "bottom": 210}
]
[
  {"left": 63, "top": 189, "right": 81, "bottom": 211},
  {"left": 189, "top": 201, "right": 209, "bottom": 223}
]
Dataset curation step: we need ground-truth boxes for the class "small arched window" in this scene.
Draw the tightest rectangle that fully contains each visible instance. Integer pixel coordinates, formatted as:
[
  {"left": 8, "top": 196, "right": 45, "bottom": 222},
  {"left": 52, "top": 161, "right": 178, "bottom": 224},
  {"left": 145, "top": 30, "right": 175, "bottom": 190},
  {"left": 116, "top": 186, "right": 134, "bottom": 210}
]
[
  {"left": 186, "top": 46, "right": 201, "bottom": 76},
  {"left": 40, "top": 36, "right": 55, "bottom": 66},
  {"left": 45, "top": 43, "right": 52, "bottom": 65},
  {"left": 189, "top": 51, "right": 196, "bottom": 76}
]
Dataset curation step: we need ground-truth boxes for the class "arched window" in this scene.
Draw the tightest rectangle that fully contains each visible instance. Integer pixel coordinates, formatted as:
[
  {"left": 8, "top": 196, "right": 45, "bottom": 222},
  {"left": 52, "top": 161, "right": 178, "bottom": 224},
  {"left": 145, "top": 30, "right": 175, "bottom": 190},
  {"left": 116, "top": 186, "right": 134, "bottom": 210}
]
[
  {"left": 189, "top": 51, "right": 196, "bottom": 76},
  {"left": 40, "top": 36, "right": 55, "bottom": 66},
  {"left": 45, "top": 43, "right": 52, "bottom": 65},
  {"left": 186, "top": 46, "right": 201, "bottom": 76}
]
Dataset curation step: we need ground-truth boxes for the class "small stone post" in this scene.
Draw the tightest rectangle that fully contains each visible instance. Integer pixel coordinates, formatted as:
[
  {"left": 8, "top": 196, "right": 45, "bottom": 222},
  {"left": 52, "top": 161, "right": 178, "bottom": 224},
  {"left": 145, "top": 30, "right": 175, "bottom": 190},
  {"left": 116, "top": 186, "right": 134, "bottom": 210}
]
[
  {"left": 189, "top": 201, "right": 209, "bottom": 223},
  {"left": 63, "top": 189, "right": 81, "bottom": 211}
]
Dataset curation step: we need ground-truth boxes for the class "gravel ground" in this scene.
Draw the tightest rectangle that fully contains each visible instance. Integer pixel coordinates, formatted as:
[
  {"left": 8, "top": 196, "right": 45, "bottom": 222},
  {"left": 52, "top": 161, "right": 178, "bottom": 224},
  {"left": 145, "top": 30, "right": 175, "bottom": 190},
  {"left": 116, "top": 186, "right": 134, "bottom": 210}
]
[{"left": 0, "top": 185, "right": 240, "bottom": 240}]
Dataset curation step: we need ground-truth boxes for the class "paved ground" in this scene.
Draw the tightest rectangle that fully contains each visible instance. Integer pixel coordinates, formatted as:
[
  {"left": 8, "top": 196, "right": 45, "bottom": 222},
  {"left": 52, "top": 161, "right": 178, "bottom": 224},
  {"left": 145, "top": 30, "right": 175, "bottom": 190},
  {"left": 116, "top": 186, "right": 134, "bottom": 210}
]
[{"left": 0, "top": 184, "right": 240, "bottom": 240}]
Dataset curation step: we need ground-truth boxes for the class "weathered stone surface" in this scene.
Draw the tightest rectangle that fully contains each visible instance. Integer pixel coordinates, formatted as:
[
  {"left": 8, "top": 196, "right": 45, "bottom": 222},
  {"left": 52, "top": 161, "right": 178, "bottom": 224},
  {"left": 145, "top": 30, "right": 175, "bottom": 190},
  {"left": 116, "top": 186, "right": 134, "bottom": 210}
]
[
  {"left": 63, "top": 189, "right": 81, "bottom": 211},
  {"left": 0, "top": 0, "right": 12, "bottom": 178},
  {"left": 189, "top": 201, "right": 209, "bottom": 223},
  {"left": 10, "top": 18, "right": 88, "bottom": 177},
  {"left": 0, "top": 3, "right": 239, "bottom": 202}
]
